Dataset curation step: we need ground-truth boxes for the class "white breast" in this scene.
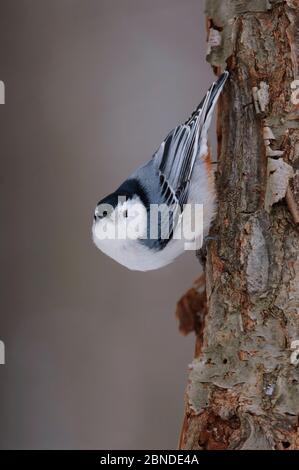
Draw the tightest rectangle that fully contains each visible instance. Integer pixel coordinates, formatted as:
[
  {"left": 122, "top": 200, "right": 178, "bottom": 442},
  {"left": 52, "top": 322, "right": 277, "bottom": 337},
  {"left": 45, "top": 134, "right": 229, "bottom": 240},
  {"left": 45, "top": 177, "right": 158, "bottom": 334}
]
[
  {"left": 92, "top": 231, "right": 187, "bottom": 271},
  {"left": 93, "top": 160, "right": 215, "bottom": 271}
]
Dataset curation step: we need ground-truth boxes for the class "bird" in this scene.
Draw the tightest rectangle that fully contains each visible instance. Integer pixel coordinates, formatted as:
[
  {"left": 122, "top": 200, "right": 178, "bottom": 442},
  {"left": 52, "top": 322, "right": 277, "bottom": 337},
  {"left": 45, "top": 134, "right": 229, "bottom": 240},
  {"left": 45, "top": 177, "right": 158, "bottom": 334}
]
[{"left": 92, "top": 72, "right": 229, "bottom": 271}]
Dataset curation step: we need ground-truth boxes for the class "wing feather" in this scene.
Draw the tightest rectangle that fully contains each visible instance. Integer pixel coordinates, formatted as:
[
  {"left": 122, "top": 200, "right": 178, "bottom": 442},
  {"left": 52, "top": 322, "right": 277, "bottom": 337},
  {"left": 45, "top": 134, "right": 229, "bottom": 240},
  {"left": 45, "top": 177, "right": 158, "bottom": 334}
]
[
  {"left": 155, "top": 72, "right": 228, "bottom": 209},
  {"left": 145, "top": 72, "right": 229, "bottom": 250}
]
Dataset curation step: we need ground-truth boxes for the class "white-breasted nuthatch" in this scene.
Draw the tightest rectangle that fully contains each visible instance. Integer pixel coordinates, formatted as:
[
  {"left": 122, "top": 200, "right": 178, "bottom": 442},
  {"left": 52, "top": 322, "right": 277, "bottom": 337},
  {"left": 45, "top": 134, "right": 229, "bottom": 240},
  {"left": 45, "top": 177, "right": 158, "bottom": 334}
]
[{"left": 92, "top": 72, "right": 229, "bottom": 271}]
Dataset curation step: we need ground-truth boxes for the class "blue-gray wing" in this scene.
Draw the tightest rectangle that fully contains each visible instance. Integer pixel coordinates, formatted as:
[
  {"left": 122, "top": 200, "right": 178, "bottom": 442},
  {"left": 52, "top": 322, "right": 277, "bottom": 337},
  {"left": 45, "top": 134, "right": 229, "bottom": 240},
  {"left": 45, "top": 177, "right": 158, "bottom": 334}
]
[
  {"left": 154, "top": 72, "right": 228, "bottom": 209},
  {"left": 138, "top": 72, "right": 228, "bottom": 250}
]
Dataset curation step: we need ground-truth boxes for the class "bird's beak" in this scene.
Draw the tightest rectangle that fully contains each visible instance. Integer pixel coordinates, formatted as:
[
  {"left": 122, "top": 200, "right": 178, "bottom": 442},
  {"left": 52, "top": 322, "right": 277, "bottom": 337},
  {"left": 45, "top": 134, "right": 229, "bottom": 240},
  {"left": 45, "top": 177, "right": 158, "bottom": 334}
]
[{"left": 94, "top": 206, "right": 102, "bottom": 221}]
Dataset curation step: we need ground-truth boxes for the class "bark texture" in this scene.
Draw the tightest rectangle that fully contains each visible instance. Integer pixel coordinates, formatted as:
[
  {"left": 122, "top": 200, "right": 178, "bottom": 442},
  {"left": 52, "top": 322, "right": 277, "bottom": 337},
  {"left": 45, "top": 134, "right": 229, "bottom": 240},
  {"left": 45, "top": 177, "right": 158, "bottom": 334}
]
[{"left": 179, "top": 0, "right": 299, "bottom": 450}]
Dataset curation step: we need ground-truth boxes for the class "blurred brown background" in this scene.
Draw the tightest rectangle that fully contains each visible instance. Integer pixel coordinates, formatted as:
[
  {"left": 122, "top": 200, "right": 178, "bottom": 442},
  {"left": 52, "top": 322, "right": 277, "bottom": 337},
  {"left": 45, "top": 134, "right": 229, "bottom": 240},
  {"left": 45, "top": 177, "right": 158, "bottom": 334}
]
[{"left": 0, "top": 0, "right": 214, "bottom": 449}]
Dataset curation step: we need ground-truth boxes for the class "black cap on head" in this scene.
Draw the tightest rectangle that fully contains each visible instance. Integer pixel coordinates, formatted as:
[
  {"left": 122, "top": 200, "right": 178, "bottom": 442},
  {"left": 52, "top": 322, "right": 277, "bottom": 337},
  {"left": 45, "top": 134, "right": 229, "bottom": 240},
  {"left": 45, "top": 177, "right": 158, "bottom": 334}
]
[{"left": 98, "top": 178, "right": 149, "bottom": 210}]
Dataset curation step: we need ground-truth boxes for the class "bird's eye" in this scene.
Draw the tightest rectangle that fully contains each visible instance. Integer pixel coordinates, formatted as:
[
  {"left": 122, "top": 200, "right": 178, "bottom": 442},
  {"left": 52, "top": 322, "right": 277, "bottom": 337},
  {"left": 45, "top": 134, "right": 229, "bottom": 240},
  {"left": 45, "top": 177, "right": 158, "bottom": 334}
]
[{"left": 94, "top": 209, "right": 108, "bottom": 220}]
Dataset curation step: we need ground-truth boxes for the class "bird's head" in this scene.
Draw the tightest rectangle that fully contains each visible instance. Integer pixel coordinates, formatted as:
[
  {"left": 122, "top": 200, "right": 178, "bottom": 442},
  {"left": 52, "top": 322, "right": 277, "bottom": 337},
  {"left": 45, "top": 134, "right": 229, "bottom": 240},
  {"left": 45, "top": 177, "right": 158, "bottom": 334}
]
[{"left": 92, "top": 179, "right": 149, "bottom": 249}]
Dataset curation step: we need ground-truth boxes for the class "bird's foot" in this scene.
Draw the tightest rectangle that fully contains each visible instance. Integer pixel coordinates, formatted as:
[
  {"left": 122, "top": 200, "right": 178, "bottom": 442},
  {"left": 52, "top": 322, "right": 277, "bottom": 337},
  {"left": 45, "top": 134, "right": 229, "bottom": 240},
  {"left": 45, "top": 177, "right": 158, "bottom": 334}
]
[{"left": 196, "top": 235, "right": 218, "bottom": 266}]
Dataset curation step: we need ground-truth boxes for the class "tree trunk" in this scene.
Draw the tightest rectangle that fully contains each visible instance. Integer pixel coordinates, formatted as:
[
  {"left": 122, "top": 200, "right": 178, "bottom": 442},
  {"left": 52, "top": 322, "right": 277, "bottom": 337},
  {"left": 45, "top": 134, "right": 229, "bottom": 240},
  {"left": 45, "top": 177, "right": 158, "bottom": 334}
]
[{"left": 178, "top": 0, "right": 299, "bottom": 450}]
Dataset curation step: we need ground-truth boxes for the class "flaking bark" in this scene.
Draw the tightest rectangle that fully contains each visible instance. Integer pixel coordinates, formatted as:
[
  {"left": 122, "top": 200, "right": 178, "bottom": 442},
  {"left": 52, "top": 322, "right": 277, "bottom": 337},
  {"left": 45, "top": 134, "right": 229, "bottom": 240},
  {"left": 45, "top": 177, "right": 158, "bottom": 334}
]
[{"left": 179, "top": 0, "right": 299, "bottom": 450}]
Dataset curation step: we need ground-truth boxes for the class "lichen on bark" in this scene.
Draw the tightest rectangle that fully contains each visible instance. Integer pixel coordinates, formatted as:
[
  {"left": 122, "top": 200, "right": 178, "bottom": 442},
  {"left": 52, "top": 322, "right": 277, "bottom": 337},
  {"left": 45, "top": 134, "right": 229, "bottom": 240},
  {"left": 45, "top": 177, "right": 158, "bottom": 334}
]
[{"left": 179, "top": 0, "right": 299, "bottom": 450}]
